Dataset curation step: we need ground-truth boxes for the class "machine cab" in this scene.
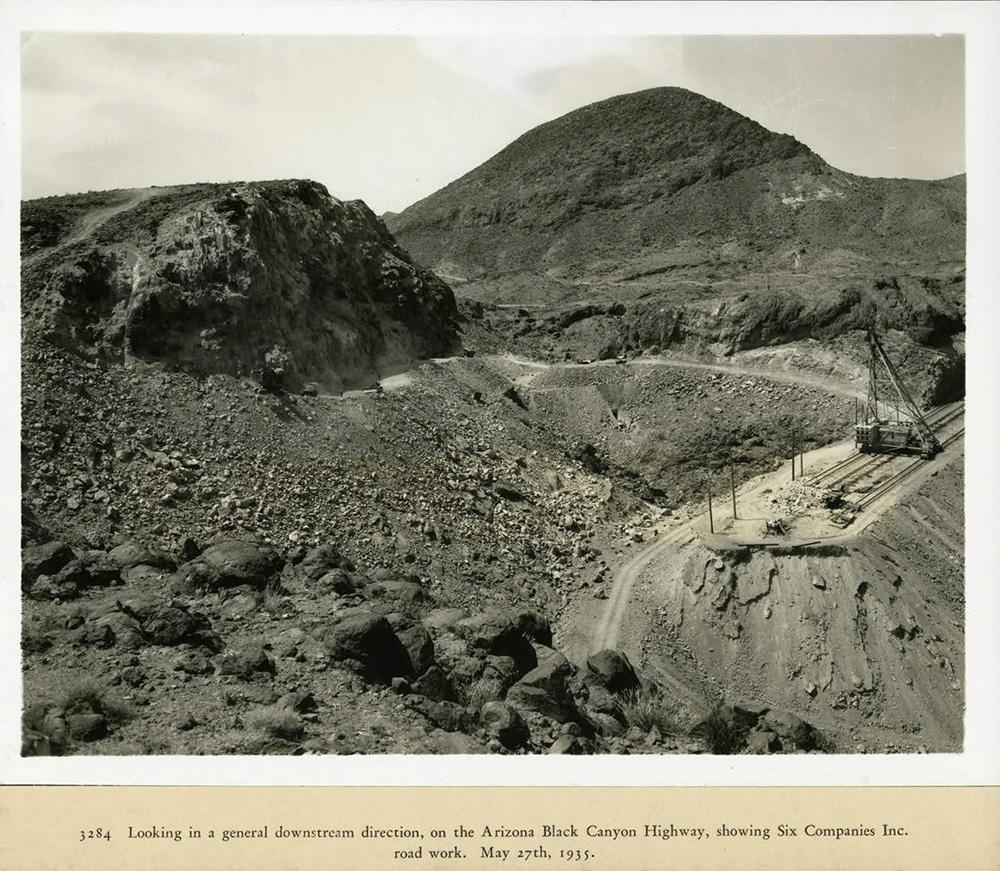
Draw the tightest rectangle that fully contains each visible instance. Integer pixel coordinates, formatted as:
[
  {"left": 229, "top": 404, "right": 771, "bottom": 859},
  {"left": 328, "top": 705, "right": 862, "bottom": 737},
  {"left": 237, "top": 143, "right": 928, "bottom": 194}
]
[{"left": 855, "top": 422, "right": 880, "bottom": 453}]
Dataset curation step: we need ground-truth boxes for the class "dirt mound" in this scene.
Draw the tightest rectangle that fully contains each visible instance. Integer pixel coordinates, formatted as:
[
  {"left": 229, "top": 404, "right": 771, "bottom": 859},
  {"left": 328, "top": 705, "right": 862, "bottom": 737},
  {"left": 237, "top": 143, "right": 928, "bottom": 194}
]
[
  {"left": 628, "top": 454, "right": 964, "bottom": 751},
  {"left": 22, "top": 179, "right": 459, "bottom": 392}
]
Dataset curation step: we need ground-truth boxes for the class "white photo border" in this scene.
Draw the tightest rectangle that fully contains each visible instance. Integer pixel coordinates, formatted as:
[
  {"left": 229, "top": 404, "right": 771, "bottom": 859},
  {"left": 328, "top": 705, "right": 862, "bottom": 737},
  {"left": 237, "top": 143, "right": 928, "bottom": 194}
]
[{"left": 1, "top": 0, "right": 997, "bottom": 786}]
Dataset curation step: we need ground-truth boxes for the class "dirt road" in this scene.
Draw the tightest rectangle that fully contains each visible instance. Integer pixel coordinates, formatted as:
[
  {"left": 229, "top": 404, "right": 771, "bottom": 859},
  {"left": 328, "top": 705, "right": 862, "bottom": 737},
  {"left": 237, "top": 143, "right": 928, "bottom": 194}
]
[
  {"left": 590, "top": 404, "right": 964, "bottom": 657},
  {"left": 497, "top": 352, "right": 865, "bottom": 400},
  {"left": 593, "top": 524, "right": 693, "bottom": 651}
]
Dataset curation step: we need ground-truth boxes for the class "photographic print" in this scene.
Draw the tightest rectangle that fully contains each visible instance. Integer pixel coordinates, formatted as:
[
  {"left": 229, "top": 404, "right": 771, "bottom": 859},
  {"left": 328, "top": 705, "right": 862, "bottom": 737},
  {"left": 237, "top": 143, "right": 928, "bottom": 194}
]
[{"left": 18, "top": 31, "right": 966, "bottom": 758}]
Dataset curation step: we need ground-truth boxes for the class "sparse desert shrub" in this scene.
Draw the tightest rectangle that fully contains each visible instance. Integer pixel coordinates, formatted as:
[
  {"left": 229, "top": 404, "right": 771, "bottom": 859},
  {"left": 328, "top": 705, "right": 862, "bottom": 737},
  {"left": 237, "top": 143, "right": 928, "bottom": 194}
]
[
  {"left": 22, "top": 674, "right": 133, "bottom": 755},
  {"left": 811, "top": 729, "right": 835, "bottom": 754},
  {"left": 618, "top": 686, "right": 677, "bottom": 734},
  {"left": 21, "top": 613, "right": 60, "bottom": 653},
  {"left": 55, "top": 674, "right": 133, "bottom": 725},
  {"left": 261, "top": 345, "right": 292, "bottom": 394},
  {"left": 245, "top": 706, "right": 304, "bottom": 739},
  {"left": 390, "top": 596, "right": 428, "bottom": 622},
  {"left": 259, "top": 579, "right": 286, "bottom": 615},
  {"left": 691, "top": 704, "right": 748, "bottom": 754},
  {"left": 460, "top": 677, "right": 506, "bottom": 710}
]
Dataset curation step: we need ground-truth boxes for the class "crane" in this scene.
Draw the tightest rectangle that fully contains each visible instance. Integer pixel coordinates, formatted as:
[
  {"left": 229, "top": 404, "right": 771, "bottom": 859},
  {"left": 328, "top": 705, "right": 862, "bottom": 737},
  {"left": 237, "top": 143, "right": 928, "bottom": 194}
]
[{"left": 854, "top": 328, "right": 941, "bottom": 459}]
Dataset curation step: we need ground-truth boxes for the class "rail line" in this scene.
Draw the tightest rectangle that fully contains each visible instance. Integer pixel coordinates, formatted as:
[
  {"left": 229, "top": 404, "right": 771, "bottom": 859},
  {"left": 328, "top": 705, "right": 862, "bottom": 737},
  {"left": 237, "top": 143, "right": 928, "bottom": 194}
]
[
  {"left": 806, "top": 401, "right": 964, "bottom": 490},
  {"left": 855, "top": 427, "right": 965, "bottom": 509},
  {"left": 821, "top": 404, "right": 965, "bottom": 490}
]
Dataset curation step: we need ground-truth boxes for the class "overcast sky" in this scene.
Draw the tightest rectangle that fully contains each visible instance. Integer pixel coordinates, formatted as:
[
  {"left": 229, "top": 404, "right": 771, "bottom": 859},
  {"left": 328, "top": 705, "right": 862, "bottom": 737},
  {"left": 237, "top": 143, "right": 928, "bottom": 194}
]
[{"left": 21, "top": 33, "right": 964, "bottom": 213}]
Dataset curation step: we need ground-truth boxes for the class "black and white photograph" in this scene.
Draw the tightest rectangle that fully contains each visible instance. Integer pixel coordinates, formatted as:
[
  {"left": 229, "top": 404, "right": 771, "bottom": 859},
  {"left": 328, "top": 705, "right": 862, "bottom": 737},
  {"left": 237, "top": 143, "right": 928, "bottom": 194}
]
[{"left": 16, "top": 24, "right": 971, "bottom": 762}]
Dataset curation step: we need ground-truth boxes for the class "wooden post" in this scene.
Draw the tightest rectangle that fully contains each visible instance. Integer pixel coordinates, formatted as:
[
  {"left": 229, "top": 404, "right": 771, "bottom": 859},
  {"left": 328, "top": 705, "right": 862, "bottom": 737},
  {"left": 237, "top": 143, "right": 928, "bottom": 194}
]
[
  {"left": 791, "top": 423, "right": 796, "bottom": 481},
  {"left": 800, "top": 449, "right": 804, "bottom": 477},
  {"left": 707, "top": 480, "right": 714, "bottom": 534},
  {"left": 730, "top": 464, "right": 737, "bottom": 520}
]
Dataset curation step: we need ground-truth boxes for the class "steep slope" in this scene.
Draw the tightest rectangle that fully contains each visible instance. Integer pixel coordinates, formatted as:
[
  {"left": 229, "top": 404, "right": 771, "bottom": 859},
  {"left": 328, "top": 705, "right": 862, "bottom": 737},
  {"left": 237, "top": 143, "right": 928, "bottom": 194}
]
[
  {"left": 388, "top": 87, "right": 965, "bottom": 368},
  {"left": 22, "top": 341, "right": 860, "bottom": 756},
  {"left": 22, "top": 179, "right": 460, "bottom": 392},
  {"left": 626, "top": 453, "right": 965, "bottom": 751},
  {"left": 390, "top": 87, "right": 963, "bottom": 282}
]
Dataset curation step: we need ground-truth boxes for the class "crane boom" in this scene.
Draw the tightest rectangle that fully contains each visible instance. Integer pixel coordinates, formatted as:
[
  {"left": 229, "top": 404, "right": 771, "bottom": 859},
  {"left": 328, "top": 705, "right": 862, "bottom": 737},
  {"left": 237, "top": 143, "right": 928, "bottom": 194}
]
[{"left": 856, "top": 328, "right": 941, "bottom": 459}]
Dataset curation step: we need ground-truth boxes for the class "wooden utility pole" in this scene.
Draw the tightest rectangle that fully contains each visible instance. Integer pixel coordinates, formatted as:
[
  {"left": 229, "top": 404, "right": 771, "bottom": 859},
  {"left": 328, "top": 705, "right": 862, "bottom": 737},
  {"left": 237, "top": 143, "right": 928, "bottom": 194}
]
[
  {"left": 791, "top": 422, "right": 796, "bottom": 481},
  {"left": 730, "top": 464, "right": 737, "bottom": 519},
  {"left": 707, "top": 480, "right": 714, "bottom": 534}
]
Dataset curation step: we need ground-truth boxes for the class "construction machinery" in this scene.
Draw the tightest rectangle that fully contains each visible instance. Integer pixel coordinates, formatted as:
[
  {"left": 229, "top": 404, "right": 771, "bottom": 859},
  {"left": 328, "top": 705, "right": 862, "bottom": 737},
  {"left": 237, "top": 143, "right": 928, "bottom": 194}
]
[{"left": 854, "top": 328, "right": 941, "bottom": 459}]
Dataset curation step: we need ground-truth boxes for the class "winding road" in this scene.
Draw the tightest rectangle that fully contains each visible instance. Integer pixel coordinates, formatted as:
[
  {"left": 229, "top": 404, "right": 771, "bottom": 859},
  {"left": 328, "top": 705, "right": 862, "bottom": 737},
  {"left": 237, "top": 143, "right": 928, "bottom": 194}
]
[{"left": 589, "top": 401, "right": 965, "bottom": 657}]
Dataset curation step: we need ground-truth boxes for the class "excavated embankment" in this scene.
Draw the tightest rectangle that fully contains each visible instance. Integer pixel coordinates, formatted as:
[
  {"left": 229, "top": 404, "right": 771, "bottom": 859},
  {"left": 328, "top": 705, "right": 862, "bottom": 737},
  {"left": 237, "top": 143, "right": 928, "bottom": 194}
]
[{"left": 633, "top": 453, "right": 964, "bottom": 751}]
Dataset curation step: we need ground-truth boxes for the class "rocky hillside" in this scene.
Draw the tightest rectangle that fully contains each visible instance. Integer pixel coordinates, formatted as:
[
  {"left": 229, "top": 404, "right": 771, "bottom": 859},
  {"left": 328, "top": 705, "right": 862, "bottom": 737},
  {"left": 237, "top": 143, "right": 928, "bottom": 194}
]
[
  {"left": 22, "top": 180, "right": 459, "bottom": 392},
  {"left": 388, "top": 87, "right": 965, "bottom": 372},
  {"left": 21, "top": 341, "right": 844, "bottom": 756}
]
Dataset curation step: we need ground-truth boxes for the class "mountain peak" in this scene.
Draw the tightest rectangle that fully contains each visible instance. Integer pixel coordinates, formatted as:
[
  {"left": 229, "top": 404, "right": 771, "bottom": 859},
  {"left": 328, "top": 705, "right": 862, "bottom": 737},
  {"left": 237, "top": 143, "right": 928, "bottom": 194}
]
[
  {"left": 387, "top": 86, "right": 961, "bottom": 287},
  {"left": 478, "top": 85, "right": 811, "bottom": 181}
]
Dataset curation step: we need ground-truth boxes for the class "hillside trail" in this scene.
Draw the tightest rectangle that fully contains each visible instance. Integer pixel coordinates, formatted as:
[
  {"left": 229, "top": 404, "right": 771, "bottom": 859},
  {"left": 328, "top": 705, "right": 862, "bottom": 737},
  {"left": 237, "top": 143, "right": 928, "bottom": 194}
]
[{"left": 23, "top": 188, "right": 162, "bottom": 268}]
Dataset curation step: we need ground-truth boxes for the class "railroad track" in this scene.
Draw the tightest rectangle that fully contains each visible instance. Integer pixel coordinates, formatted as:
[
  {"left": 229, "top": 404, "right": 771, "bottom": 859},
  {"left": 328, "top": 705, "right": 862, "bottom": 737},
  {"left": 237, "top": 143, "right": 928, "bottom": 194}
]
[
  {"left": 855, "top": 427, "right": 964, "bottom": 509},
  {"left": 806, "top": 401, "right": 964, "bottom": 490}
]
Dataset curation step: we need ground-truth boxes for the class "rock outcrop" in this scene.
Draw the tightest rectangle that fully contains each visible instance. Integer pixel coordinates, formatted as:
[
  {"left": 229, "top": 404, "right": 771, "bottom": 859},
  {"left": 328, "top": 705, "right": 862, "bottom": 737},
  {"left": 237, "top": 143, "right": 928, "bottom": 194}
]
[{"left": 22, "top": 179, "right": 459, "bottom": 392}]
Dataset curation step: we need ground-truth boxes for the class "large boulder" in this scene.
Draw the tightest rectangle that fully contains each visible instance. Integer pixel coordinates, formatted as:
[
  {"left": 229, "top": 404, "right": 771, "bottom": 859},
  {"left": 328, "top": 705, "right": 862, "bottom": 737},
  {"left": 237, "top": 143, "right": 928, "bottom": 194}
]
[
  {"left": 28, "top": 559, "right": 92, "bottom": 600},
  {"left": 105, "top": 542, "right": 176, "bottom": 571},
  {"left": 317, "top": 570, "right": 356, "bottom": 595},
  {"left": 22, "top": 541, "right": 75, "bottom": 590},
  {"left": 81, "top": 598, "right": 219, "bottom": 650},
  {"left": 141, "top": 603, "right": 217, "bottom": 648},
  {"left": 505, "top": 651, "right": 578, "bottom": 723},
  {"left": 78, "top": 612, "right": 144, "bottom": 650},
  {"left": 179, "top": 540, "right": 283, "bottom": 590},
  {"left": 297, "top": 544, "right": 354, "bottom": 582},
  {"left": 591, "top": 712, "right": 626, "bottom": 737},
  {"left": 268, "top": 627, "right": 326, "bottom": 661},
  {"left": 480, "top": 655, "right": 520, "bottom": 696},
  {"left": 396, "top": 623, "right": 435, "bottom": 676},
  {"left": 412, "top": 665, "right": 458, "bottom": 702},
  {"left": 746, "top": 730, "right": 782, "bottom": 754},
  {"left": 731, "top": 700, "right": 770, "bottom": 729},
  {"left": 365, "top": 580, "right": 427, "bottom": 606},
  {"left": 80, "top": 551, "right": 122, "bottom": 587},
  {"left": 324, "top": 609, "right": 412, "bottom": 682},
  {"left": 481, "top": 701, "right": 529, "bottom": 749},
  {"left": 217, "top": 644, "right": 276, "bottom": 679},
  {"left": 586, "top": 649, "right": 640, "bottom": 695},
  {"left": 455, "top": 611, "right": 537, "bottom": 675},
  {"left": 580, "top": 676, "right": 622, "bottom": 718},
  {"left": 513, "top": 610, "right": 553, "bottom": 646},
  {"left": 761, "top": 710, "right": 819, "bottom": 751},
  {"left": 421, "top": 608, "right": 468, "bottom": 631}
]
